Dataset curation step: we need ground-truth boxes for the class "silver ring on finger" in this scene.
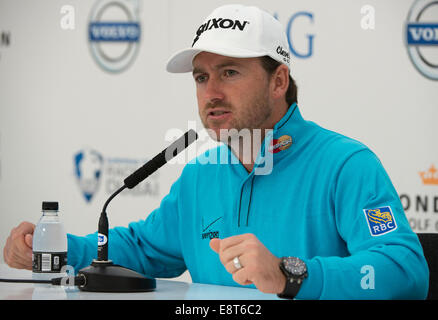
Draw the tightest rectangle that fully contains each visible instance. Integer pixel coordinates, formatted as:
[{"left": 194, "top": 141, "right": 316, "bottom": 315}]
[{"left": 233, "top": 256, "right": 242, "bottom": 270}]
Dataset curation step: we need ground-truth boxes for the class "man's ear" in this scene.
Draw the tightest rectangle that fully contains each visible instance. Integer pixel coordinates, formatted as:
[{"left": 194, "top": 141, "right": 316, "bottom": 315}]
[{"left": 270, "top": 64, "right": 289, "bottom": 100}]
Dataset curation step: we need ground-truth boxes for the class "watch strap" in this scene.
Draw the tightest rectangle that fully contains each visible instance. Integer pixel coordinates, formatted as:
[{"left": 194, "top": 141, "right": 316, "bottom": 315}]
[
  {"left": 277, "top": 276, "right": 303, "bottom": 299},
  {"left": 277, "top": 257, "right": 307, "bottom": 299}
]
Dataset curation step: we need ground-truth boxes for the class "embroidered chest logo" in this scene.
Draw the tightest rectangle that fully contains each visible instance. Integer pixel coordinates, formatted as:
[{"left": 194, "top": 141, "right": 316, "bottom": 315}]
[
  {"left": 268, "top": 135, "right": 292, "bottom": 153},
  {"left": 363, "top": 206, "right": 397, "bottom": 236},
  {"left": 201, "top": 216, "right": 222, "bottom": 240}
]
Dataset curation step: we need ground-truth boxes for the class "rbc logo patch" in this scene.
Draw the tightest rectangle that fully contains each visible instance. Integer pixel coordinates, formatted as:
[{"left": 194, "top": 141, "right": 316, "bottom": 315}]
[{"left": 363, "top": 206, "right": 397, "bottom": 236}]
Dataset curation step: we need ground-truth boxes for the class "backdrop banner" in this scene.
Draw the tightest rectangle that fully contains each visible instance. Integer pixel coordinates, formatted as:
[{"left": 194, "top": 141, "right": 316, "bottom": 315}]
[{"left": 0, "top": 0, "right": 437, "bottom": 282}]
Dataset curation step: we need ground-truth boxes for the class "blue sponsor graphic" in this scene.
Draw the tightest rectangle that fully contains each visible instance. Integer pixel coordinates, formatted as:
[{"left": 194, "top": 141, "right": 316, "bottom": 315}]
[
  {"left": 273, "top": 11, "right": 315, "bottom": 59},
  {"left": 407, "top": 23, "right": 438, "bottom": 45},
  {"left": 89, "top": 22, "right": 140, "bottom": 42},
  {"left": 287, "top": 11, "right": 314, "bottom": 59},
  {"left": 98, "top": 233, "right": 107, "bottom": 245},
  {"left": 74, "top": 149, "right": 104, "bottom": 203},
  {"left": 363, "top": 206, "right": 397, "bottom": 236},
  {"left": 73, "top": 148, "right": 160, "bottom": 204}
]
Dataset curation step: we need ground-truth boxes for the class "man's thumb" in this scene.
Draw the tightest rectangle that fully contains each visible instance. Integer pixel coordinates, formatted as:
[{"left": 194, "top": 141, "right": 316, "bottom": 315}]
[
  {"left": 24, "top": 233, "right": 33, "bottom": 248},
  {"left": 209, "top": 238, "right": 221, "bottom": 253}
]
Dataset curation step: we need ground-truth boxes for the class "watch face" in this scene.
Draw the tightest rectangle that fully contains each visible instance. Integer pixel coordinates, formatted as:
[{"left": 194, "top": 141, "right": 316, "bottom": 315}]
[{"left": 283, "top": 257, "right": 307, "bottom": 276}]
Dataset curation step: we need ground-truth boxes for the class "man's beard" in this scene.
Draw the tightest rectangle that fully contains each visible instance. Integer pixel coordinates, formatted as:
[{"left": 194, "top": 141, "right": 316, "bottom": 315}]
[{"left": 200, "top": 90, "right": 272, "bottom": 143}]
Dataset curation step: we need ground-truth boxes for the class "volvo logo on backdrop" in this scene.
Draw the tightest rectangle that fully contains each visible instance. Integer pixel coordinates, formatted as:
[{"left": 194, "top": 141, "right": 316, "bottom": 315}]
[
  {"left": 405, "top": 0, "right": 438, "bottom": 80},
  {"left": 88, "top": 0, "right": 141, "bottom": 73}
]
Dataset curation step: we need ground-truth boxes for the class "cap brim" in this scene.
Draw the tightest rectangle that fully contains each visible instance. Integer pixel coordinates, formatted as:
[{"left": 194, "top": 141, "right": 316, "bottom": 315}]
[
  {"left": 166, "top": 48, "right": 202, "bottom": 73},
  {"left": 166, "top": 46, "right": 268, "bottom": 73}
]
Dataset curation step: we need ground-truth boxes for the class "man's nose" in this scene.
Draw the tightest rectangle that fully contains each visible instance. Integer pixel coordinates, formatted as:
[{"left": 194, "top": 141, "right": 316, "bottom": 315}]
[{"left": 204, "top": 76, "right": 225, "bottom": 103}]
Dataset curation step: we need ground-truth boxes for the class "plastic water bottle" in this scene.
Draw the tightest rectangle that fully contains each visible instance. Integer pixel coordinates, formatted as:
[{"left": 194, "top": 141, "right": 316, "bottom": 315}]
[{"left": 32, "top": 201, "right": 67, "bottom": 280}]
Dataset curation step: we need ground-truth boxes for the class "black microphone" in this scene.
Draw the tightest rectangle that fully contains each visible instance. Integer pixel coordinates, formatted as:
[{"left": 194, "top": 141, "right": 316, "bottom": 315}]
[
  {"left": 78, "top": 130, "right": 198, "bottom": 293},
  {"left": 97, "top": 129, "right": 198, "bottom": 261},
  {"left": 124, "top": 129, "right": 198, "bottom": 189}
]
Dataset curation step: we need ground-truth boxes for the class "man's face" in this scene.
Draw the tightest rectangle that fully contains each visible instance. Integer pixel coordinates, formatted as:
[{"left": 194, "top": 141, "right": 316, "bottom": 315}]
[{"left": 192, "top": 52, "right": 273, "bottom": 141}]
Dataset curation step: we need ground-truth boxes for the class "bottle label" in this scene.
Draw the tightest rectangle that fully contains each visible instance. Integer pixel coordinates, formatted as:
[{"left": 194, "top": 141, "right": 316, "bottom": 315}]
[{"left": 32, "top": 251, "right": 67, "bottom": 273}]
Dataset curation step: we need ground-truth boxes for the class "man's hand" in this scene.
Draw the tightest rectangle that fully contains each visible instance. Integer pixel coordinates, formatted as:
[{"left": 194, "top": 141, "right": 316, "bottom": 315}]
[
  {"left": 209, "top": 233, "right": 286, "bottom": 294},
  {"left": 3, "top": 222, "right": 35, "bottom": 270}
]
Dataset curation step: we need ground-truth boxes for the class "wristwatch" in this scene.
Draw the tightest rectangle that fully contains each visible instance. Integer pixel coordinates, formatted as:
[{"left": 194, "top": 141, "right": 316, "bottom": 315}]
[{"left": 277, "top": 257, "right": 308, "bottom": 299}]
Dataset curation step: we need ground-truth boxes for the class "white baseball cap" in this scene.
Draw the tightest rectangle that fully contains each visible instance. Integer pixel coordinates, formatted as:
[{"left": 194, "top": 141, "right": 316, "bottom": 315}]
[{"left": 166, "top": 4, "right": 291, "bottom": 73}]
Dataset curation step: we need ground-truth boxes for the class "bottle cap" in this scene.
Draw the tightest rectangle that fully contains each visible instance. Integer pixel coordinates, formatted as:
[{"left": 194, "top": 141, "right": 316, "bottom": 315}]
[{"left": 42, "top": 201, "right": 59, "bottom": 211}]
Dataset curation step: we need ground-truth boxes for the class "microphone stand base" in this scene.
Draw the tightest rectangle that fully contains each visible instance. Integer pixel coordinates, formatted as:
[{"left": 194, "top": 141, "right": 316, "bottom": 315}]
[{"left": 77, "top": 260, "right": 156, "bottom": 292}]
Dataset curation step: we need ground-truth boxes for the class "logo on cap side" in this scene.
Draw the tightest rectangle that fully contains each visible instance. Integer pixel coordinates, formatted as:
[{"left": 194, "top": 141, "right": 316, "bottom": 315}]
[
  {"left": 192, "top": 18, "right": 250, "bottom": 47},
  {"left": 276, "top": 46, "right": 290, "bottom": 64}
]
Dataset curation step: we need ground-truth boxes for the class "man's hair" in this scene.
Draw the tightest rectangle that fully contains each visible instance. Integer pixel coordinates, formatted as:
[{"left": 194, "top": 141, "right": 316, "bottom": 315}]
[{"left": 259, "top": 56, "right": 298, "bottom": 106}]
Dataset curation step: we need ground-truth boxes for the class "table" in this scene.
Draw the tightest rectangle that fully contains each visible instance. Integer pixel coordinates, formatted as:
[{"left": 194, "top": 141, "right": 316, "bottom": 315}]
[{"left": 0, "top": 264, "right": 280, "bottom": 300}]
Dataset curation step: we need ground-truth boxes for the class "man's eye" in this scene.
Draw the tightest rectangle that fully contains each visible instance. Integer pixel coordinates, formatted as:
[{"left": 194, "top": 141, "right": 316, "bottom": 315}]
[
  {"left": 224, "top": 69, "right": 238, "bottom": 77},
  {"left": 195, "top": 75, "right": 207, "bottom": 83}
]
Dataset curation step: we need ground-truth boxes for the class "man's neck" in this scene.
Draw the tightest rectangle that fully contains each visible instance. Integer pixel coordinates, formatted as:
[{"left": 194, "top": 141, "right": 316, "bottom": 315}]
[
  {"left": 227, "top": 129, "right": 268, "bottom": 173},
  {"left": 227, "top": 101, "right": 289, "bottom": 173}
]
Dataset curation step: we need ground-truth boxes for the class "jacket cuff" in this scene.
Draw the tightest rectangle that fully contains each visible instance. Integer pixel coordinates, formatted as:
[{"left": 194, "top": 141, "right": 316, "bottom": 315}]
[{"left": 295, "top": 257, "right": 323, "bottom": 300}]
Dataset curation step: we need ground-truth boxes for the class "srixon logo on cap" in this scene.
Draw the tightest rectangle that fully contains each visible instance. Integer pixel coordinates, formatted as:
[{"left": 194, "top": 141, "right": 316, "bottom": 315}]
[{"left": 192, "top": 18, "right": 250, "bottom": 46}]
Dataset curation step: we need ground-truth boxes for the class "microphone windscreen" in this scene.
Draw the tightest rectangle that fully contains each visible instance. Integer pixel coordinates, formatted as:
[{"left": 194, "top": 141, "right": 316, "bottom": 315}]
[
  {"left": 123, "top": 130, "right": 198, "bottom": 189},
  {"left": 164, "top": 129, "right": 198, "bottom": 162}
]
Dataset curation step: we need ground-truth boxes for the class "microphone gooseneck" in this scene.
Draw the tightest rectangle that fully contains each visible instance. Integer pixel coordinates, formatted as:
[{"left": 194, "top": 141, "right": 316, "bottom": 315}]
[
  {"left": 97, "top": 185, "right": 126, "bottom": 261},
  {"left": 97, "top": 130, "right": 198, "bottom": 262}
]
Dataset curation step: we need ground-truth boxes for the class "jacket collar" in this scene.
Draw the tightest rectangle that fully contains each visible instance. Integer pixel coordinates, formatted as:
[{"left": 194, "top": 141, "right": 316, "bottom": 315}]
[
  {"left": 274, "top": 102, "right": 300, "bottom": 132},
  {"left": 225, "top": 103, "right": 308, "bottom": 176},
  {"left": 253, "top": 103, "right": 307, "bottom": 172}
]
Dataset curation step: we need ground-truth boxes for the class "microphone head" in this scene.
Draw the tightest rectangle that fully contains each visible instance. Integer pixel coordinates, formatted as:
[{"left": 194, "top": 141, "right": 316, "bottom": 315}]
[
  {"left": 123, "top": 130, "right": 198, "bottom": 189},
  {"left": 164, "top": 129, "right": 198, "bottom": 162}
]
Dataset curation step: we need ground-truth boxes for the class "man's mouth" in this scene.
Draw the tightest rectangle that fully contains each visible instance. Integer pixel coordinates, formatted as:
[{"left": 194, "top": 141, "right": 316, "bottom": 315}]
[
  {"left": 209, "top": 110, "right": 230, "bottom": 116},
  {"left": 207, "top": 109, "right": 232, "bottom": 120}
]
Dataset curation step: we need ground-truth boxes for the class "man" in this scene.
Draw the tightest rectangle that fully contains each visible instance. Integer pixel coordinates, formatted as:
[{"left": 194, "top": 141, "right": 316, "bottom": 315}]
[{"left": 3, "top": 4, "right": 429, "bottom": 299}]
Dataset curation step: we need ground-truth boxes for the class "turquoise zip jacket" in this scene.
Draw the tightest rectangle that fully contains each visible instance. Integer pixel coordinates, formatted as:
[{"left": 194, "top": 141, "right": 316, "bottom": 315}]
[{"left": 68, "top": 103, "right": 429, "bottom": 299}]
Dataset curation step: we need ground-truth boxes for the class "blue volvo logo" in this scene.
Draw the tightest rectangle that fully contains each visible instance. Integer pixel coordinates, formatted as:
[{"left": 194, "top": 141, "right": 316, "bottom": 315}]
[
  {"left": 405, "top": 0, "right": 438, "bottom": 80},
  {"left": 88, "top": 0, "right": 141, "bottom": 73}
]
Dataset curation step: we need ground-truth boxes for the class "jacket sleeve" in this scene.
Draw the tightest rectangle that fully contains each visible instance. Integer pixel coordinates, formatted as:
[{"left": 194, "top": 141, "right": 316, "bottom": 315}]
[
  {"left": 67, "top": 176, "right": 187, "bottom": 278},
  {"left": 297, "top": 149, "right": 429, "bottom": 299}
]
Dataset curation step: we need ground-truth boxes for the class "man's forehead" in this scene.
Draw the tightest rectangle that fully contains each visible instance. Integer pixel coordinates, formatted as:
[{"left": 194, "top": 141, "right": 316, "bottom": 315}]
[{"left": 192, "top": 52, "right": 258, "bottom": 73}]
